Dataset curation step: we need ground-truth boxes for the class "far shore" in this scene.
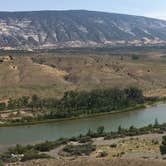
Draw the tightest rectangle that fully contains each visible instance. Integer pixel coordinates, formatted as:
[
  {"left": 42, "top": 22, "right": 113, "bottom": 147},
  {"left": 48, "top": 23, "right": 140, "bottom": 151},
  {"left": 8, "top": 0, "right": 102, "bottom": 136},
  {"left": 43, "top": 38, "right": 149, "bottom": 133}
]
[{"left": 0, "top": 100, "right": 165, "bottom": 128}]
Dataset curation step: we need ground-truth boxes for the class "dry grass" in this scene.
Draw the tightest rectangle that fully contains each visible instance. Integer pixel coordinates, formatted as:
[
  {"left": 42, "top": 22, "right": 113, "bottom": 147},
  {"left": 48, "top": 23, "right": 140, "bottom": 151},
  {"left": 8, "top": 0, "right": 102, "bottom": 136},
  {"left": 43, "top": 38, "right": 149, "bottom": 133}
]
[
  {"left": 0, "top": 52, "right": 166, "bottom": 99},
  {"left": 92, "top": 137, "right": 160, "bottom": 159},
  {"left": 6, "top": 158, "right": 166, "bottom": 166}
]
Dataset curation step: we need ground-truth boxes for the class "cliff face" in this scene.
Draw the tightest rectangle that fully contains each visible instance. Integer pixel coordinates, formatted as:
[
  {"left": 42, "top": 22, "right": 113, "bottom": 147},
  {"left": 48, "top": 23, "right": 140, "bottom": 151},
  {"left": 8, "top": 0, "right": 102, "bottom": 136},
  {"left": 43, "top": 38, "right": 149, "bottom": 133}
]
[{"left": 0, "top": 10, "right": 166, "bottom": 49}]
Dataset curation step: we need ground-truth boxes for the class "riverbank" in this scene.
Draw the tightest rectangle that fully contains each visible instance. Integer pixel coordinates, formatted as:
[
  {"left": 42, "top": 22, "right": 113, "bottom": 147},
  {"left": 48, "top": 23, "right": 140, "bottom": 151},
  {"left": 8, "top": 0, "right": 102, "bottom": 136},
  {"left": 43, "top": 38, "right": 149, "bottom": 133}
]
[
  {"left": 1, "top": 102, "right": 166, "bottom": 147},
  {"left": 0, "top": 87, "right": 149, "bottom": 127},
  {"left": 0, "top": 103, "right": 149, "bottom": 128},
  {"left": 2, "top": 122, "right": 166, "bottom": 165}
]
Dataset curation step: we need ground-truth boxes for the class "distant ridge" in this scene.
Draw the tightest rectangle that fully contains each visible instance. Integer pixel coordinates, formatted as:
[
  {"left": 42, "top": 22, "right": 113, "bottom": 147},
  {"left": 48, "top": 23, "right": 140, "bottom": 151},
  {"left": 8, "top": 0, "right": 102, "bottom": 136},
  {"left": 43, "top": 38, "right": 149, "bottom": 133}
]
[{"left": 0, "top": 10, "right": 166, "bottom": 50}]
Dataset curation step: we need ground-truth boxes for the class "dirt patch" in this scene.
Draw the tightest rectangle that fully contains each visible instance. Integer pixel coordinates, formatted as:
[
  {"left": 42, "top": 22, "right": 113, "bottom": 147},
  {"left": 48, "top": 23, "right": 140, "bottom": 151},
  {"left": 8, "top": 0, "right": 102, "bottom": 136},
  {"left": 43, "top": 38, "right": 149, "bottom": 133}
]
[{"left": 39, "top": 64, "right": 68, "bottom": 77}]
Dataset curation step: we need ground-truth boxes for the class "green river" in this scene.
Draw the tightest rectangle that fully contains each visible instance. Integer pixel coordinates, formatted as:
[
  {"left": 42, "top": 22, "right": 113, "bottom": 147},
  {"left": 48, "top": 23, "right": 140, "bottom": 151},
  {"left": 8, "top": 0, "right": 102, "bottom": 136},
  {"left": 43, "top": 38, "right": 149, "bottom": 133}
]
[{"left": 0, "top": 104, "right": 166, "bottom": 146}]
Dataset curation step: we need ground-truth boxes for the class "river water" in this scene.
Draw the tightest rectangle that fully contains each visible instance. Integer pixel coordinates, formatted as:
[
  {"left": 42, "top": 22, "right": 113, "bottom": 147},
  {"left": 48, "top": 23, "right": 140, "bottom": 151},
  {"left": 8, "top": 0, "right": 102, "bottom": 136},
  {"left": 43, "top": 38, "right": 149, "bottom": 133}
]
[{"left": 0, "top": 104, "right": 166, "bottom": 145}]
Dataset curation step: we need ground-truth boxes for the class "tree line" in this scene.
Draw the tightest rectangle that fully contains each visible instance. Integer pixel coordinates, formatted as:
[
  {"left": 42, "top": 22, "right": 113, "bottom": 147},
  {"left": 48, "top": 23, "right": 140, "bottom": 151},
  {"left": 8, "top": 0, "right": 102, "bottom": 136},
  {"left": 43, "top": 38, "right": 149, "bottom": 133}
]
[{"left": 3, "top": 87, "right": 146, "bottom": 123}]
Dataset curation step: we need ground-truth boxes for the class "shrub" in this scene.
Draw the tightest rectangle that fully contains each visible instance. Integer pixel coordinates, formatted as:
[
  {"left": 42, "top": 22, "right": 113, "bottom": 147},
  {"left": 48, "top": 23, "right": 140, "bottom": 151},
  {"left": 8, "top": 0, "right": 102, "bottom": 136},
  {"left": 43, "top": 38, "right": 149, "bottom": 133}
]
[
  {"left": 97, "top": 126, "right": 105, "bottom": 135},
  {"left": 78, "top": 136, "right": 92, "bottom": 143},
  {"left": 160, "top": 136, "right": 166, "bottom": 155},
  {"left": 132, "top": 55, "right": 139, "bottom": 60},
  {"left": 21, "top": 151, "right": 50, "bottom": 162},
  {"left": 154, "top": 118, "right": 159, "bottom": 127},
  {"left": 63, "top": 144, "right": 96, "bottom": 156},
  {"left": 86, "top": 128, "right": 94, "bottom": 137},
  {"left": 34, "top": 141, "right": 55, "bottom": 152},
  {"left": 0, "top": 160, "right": 4, "bottom": 166},
  {"left": 152, "top": 139, "right": 159, "bottom": 145},
  {"left": 34, "top": 138, "right": 68, "bottom": 152},
  {"left": 0, "top": 103, "right": 6, "bottom": 111},
  {"left": 97, "top": 151, "right": 108, "bottom": 158},
  {"left": 110, "top": 143, "right": 117, "bottom": 148},
  {"left": 8, "top": 144, "right": 33, "bottom": 155}
]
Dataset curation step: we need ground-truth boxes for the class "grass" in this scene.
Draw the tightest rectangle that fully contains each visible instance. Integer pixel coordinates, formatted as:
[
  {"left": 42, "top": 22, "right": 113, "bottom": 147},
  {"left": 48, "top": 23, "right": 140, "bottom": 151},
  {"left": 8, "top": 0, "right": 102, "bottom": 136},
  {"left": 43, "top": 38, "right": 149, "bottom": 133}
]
[
  {"left": 93, "top": 137, "right": 160, "bottom": 159},
  {"left": 0, "top": 51, "right": 166, "bottom": 99},
  {"left": 0, "top": 85, "right": 66, "bottom": 99}
]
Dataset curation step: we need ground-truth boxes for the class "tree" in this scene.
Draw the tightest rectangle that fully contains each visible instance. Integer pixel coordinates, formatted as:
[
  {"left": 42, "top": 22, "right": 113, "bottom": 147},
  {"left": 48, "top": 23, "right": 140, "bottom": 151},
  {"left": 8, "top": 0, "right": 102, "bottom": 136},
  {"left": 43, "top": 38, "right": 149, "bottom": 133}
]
[
  {"left": 124, "top": 87, "right": 144, "bottom": 104},
  {"left": 19, "top": 96, "right": 29, "bottom": 107},
  {"left": 87, "top": 128, "right": 93, "bottom": 136},
  {"left": 154, "top": 118, "right": 159, "bottom": 127},
  {"left": 0, "top": 160, "right": 4, "bottom": 166},
  {"left": 0, "top": 103, "right": 6, "bottom": 111},
  {"left": 160, "top": 136, "right": 166, "bottom": 155},
  {"left": 8, "top": 98, "right": 19, "bottom": 109},
  {"left": 118, "top": 125, "right": 122, "bottom": 133},
  {"left": 30, "top": 95, "right": 41, "bottom": 110},
  {"left": 97, "top": 126, "right": 105, "bottom": 135}
]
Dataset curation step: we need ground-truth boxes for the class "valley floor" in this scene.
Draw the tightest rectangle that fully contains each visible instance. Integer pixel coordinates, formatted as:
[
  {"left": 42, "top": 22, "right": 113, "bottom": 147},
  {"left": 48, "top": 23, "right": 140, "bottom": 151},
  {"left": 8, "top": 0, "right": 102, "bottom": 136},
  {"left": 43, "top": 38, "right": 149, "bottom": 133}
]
[
  {"left": 5, "top": 132, "right": 166, "bottom": 166},
  {"left": 1, "top": 48, "right": 166, "bottom": 166}
]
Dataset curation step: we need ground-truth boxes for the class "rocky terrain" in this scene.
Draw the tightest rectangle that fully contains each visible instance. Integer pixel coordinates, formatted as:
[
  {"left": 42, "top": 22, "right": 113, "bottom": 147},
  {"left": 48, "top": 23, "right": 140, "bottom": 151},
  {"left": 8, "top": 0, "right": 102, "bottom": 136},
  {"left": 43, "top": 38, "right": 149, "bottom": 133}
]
[{"left": 1, "top": 10, "right": 166, "bottom": 50}]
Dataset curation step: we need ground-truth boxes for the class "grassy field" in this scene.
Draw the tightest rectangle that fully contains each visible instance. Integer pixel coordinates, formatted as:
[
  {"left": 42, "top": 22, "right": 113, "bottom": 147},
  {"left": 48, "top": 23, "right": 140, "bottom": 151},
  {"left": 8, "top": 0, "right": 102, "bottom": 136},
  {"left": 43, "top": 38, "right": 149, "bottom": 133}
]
[{"left": 0, "top": 48, "right": 166, "bottom": 99}]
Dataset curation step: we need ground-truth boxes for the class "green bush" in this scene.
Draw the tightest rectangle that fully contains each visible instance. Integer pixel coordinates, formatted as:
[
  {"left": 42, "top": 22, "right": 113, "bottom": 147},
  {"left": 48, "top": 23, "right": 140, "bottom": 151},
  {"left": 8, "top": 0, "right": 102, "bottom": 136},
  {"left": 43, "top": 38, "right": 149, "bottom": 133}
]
[
  {"left": 78, "top": 136, "right": 92, "bottom": 143},
  {"left": 160, "top": 136, "right": 166, "bottom": 155},
  {"left": 0, "top": 103, "right": 6, "bottom": 111},
  {"left": 21, "top": 151, "right": 50, "bottom": 162},
  {"left": 132, "top": 55, "right": 139, "bottom": 60},
  {"left": 97, "top": 126, "right": 105, "bottom": 135},
  {"left": 63, "top": 144, "right": 96, "bottom": 156},
  {"left": 8, "top": 144, "right": 33, "bottom": 155},
  {"left": 152, "top": 139, "right": 159, "bottom": 145},
  {"left": 0, "top": 160, "right": 4, "bottom": 166},
  {"left": 34, "top": 138, "right": 68, "bottom": 152},
  {"left": 34, "top": 141, "right": 55, "bottom": 152},
  {"left": 110, "top": 143, "right": 117, "bottom": 148},
  {"left": 97, "top": 151, "right": 108, "bottom": 158}
]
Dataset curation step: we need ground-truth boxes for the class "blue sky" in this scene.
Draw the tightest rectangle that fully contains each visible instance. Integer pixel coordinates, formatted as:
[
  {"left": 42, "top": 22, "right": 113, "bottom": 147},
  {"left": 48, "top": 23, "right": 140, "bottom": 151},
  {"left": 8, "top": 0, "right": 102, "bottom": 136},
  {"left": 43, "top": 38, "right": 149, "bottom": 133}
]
[{"left": 0, "top": 0, "right": 166, "bottom": 20}]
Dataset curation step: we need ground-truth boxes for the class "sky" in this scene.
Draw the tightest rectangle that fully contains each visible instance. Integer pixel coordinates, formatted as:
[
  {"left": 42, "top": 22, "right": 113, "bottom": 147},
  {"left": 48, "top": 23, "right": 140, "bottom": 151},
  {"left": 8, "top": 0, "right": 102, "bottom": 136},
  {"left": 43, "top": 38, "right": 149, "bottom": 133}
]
[{"left": 0, "top": 0, "right": 166, "bottom": 20}]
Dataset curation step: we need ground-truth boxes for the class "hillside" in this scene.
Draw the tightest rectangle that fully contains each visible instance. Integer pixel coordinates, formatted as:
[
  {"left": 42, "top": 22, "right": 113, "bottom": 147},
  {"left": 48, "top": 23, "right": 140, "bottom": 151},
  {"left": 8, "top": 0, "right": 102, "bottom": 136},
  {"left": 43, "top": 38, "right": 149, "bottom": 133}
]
[
  {"left": 1, "top": 10, "right": 166, "bottom": 49},
  {"left": 0, "top": 49, "right": 166, "bottom": 99}
]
